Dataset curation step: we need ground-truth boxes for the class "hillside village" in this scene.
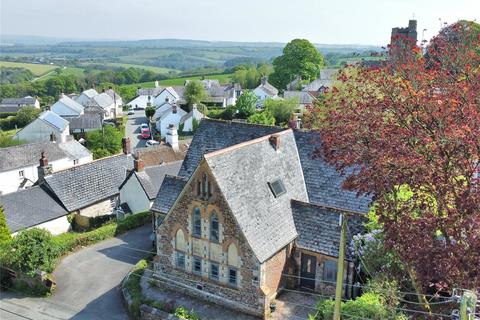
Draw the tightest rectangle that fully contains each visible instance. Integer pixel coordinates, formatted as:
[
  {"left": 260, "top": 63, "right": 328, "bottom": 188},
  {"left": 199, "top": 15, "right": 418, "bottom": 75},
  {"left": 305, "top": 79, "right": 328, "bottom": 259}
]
[{"left": 0, "top": 12, "right": 479, "bottom": 320}]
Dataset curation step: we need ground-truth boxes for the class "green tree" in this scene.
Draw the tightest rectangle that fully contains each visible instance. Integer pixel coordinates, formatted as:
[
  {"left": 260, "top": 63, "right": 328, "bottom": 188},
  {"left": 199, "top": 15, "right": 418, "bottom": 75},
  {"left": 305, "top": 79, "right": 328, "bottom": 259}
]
[
  {"left": 269, "top": 39, "right": 325, "bottom": 90},
  {"left": 236, "top": 91, "right": 257, "bottom": 118},
  {"left": 145, "top": 106, "right": 155, "bottom": 119},
  {"left": 184, "top": 80, "right": 206, "bottom": 109},
  {"left": 85, "top": 125, "right": 123, "bottom": 159},
  {"left": 264, "top": 98, "right": 298, "bottom": 124},
  {"left": 0, "top": 207, "right": 11, "bottom": 243},
  {"left": 247, "top": 111, "right": 276, "bottom": 126},
  {"left": 5, "top": 228, "right": 56, "bottom": 276},
  {"left": 16, "top": 106, "right": 41, "bottom": 127}
]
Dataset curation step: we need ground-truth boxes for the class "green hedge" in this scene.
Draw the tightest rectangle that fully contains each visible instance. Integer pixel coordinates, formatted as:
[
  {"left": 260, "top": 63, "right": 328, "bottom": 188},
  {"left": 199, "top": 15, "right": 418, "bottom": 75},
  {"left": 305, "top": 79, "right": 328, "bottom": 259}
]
[
  {"left": 116, "top": 211, "right": 150, "bottom": 234},
  {"left": 0, "top": 112, "right": 17, "bottom": 119},
  {"left": 0, "top": 117, "right": 17, "bottom": 131}
]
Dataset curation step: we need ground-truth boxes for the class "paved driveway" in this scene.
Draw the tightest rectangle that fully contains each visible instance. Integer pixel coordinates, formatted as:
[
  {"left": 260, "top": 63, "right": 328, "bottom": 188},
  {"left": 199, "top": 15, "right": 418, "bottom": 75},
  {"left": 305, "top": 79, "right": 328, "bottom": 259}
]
[
  {"left": 0, "top": 224, "right": 153, "bottom": 320},
  {"left": 125, "top": 109, "right": 149, "bottom": 152}
]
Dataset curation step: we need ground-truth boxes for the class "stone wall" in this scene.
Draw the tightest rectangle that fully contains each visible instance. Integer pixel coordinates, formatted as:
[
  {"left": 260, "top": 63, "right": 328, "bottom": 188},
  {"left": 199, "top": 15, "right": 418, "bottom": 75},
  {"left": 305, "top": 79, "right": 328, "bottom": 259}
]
[
  {"left": 154, "top": 161, "right": 266, "bottom": 317},
  {"left": 262, "top": 244, "right": 290, "bottom": 300}
]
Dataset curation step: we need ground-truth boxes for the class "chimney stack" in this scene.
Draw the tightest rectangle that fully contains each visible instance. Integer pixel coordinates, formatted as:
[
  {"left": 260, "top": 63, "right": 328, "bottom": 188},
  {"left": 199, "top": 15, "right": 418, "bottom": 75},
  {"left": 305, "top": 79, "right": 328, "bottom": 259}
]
[
  {"left": 261, "top": 77, "right": 267, "bottom": 86},
  {"left": 37, "top": 151, "right": 53, "bottom": 184},
  {"left": 122, "top": 137, "right": 131, "bottom": 155},
  {"left": 134, "top": 158, "right": 145, "bottom": 172},
  {"left": 166, "top": 124, "right": 179, "bottom": 151},
  {"left": 269, "top": 134, "right": 281, "bottom": 150},
  {"left": 172, "top": 104, "right": 177, "bottom": 114}
]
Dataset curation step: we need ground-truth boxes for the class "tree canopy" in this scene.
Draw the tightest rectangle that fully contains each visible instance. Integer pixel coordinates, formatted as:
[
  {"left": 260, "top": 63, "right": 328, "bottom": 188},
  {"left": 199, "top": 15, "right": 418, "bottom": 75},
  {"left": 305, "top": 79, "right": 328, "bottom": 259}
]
[
  {"left": 269, "top": 39, "right": 325, "bottom": 90},
  {"left": 247, "top": 110, "right": 276, "bottom": 126},
  {"left": 306, "top": 23, "right": 480, "bottom": 298},
  {"left": 15, "top": 106, "right": 41, "bottom": 127},
  {"left": 235, "top": 91, "right": 257, "bottom": 118},
  {"left": 0, "top": 207, "right": 11, "bottom": 244},
  {"left": 184, "top": 80, "right": 206, "bottom": 109},
  {"left": 85, "top": 125, "right": 123, "bottom": 159},
  {"left": 264, "top": 97, "right": 298, "bottom": 125}
]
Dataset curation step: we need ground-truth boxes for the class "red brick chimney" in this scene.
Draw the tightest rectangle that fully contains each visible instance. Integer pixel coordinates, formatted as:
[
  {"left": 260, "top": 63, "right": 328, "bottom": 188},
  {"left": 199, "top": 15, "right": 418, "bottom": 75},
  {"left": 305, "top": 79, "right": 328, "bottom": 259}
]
[
  {"left": 134, "top": 158, "right": 145, "bottom": 172},
  {"left": 269, "top": 134, "right": 281, "bottom": 150},
  {"left": 37, "top": 151, "right": 53, "bottom": 184},
  {"left": 121, "top": 137, "right": 131, "bottom": 155}
]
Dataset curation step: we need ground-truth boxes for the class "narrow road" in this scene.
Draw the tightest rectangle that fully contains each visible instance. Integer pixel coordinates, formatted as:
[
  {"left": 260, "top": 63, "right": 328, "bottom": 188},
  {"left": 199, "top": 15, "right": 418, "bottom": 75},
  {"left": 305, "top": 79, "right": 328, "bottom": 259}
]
[
  {"left": 125, "top": 109, "right": 148, "bottom": 152},
  {"left": 0, "top": 224, "right": 153, "bottom": 320}
]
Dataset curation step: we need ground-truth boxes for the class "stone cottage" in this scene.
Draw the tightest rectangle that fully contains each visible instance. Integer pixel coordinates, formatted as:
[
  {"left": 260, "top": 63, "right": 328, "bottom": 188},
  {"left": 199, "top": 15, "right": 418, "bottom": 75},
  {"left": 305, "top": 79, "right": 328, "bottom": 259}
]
[{"left": 150, "top": 119, "right": 369, "bottom": 318}]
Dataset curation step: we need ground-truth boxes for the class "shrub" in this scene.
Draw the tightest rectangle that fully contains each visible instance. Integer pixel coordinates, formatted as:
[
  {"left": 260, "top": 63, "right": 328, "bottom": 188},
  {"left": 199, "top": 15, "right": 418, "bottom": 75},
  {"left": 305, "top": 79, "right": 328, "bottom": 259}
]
[
  {"left": 236, "top": 91, "right": 257, "bottom": 118},
  {"left": 5, "top": 228, "right": 57, "bottom": 276},
  {"left": 0, "top": 206, "right": 11, "bottom": 243},
  {"left": 220, "top": 106, "right": 236, "bottom": 120},
  {"left": 174, "top": 307, "right": 201, "bottom": 320},
  {"left": 88, "top": 214, "right": 116, "bottom": 229},
  {"left": 0, "top": 117, "right": 17, "bottom": 131},
  {"left": 116, "top": 211, "right": 150, "bottom": 235},
  {"left": 264, "top": 97, "right": 297, "bottom": 125},
  {"left": 247, "top": 110, "right": 276, "bottom": 126},
  {"left": 124, "top": 259, "right": 148, "bottom": 319},
  {"left": 16, "top": 106, "right": 40, "bottom": 127}
]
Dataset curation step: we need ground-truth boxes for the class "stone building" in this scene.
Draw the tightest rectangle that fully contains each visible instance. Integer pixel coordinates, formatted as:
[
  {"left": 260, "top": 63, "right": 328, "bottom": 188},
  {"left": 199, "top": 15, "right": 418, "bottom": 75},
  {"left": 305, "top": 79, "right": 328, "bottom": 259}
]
[{"left": 150, "top": 120, "right": 369, "bottom": 318}]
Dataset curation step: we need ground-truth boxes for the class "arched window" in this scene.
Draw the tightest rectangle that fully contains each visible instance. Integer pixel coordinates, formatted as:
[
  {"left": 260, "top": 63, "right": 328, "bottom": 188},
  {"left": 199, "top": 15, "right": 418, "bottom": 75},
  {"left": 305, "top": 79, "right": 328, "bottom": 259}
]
[
  {"left": 192, "top": 207, "right": 202, "bottom": 237},
  {"left": 227, "top": 243, "right": 239, "bottom": 286},
  {"left": 210, "top": 212, "right": 219, "bottom": 241},
  {"left": 175, "top": 229, "right": 186, "bottom": 251}
]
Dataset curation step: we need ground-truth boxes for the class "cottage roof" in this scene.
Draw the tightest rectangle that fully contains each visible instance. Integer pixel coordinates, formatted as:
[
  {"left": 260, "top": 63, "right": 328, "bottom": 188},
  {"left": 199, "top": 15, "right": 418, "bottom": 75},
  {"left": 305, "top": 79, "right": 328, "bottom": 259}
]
[
  {"left": 65, "top": 113, "right": 102, "bottom": 130},
  {"left": 44, "top": 154, "right": 133, "bottom": 211},
  {"left": 137, "top": 86, "right": 163, "bottom": 97},
  {"left": 0, "top": 185, "right": 68, "bottom": 233},
  {"left": 205, "top": 130, "right": 308, "bottom": 263},
  {"left": 92, "top": 92, "right": 114, "bottom": 109},
  {"left": 105, "top": 89, "right": 122, "bottom": 102},
  {"left": 283, "top": 91, "right": 316, "bottom": 105},
  {"left": 1, "top": 96, "right": 37, "bottom": 106},
  {"left": 38, "top": 110, "right": 69, "bottom": 132},
  {"left": 123, "top": 161, "right": 182, "bottom": 200},
  {"left": 180, "top": 107, "right": 205, "bottom": 124},
  {"left": 255, "top": 81, "right": 279, "bottom": 96},
  {"left": 81, "top": 89, "right": 99, "bottom": 98},
  {"left": 291, "top": 200, "right": 365, "bottom": 260},
  {"left": 57, "top": 140, "right": 92, "bottom": 160},
  {"left": 52, "top": 95, "right": 84, "bottom": 114},
  {"left": 135, "top": 141, "right": 189, "bottom": 167},
  {"left": 0, "top": 141, "right": 70, "bottom": 172},
  {"left": 151, "top": 175, "right": 188, "bottom": 213}
]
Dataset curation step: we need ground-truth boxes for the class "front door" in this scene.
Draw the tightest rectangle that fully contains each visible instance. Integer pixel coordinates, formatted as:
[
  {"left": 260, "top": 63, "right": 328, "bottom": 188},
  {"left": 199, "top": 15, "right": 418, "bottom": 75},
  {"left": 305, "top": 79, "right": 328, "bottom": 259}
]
[{"left": 300, "top": 253, "right": 317, "bottom": 290}]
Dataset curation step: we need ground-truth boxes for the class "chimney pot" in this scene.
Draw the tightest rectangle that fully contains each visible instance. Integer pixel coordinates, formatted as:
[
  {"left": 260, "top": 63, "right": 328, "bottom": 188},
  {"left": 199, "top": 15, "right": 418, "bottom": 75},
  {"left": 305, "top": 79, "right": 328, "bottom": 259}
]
[
  {"left": 122, "top": 137, "right": 131, "bottom": 155},
  {"left": 269, "top": 134, "right": 281, "bottom": 150},
  {"left": 38, "top": 151, "right": 52, "bottom": 184}
]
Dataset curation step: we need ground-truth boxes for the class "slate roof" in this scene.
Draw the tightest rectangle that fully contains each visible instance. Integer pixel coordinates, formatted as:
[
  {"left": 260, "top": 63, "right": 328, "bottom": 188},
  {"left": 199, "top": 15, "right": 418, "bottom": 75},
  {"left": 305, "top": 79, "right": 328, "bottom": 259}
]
[
  {"left": 105, "top": 89, "right": 122, "bottom": 102},
  {"left": 57, "top": 140, "right": 92, "bottom": 160},
  {"left": 82, "top": 89, "right": 99, "bottom": 98},
  {"left": 52, "top": 95, "right": 84, "bottom": 114},
  {"left": 38, "top": 110, "right": 69, "bottom": 132},
  {"left": 44, "top": 154, "right": 133, "bottom": 211},
  {"left": 283, "top": 91, "right": 316, "bottom": 105},
  {"left": 177, "top": 119, "right": 371, "bottom": 213},
  {"left": 137, "top": 86, "right": 163, "bottom": 97},
  {"left": 1, "top": 96, "right": 38, "bottom": 106},
  {"left": 302, "top": 79, "right": 333, "bottom": 92},
  {"left": 0, "top": 105, "right": 23, "bottom": 113},
  {"left": 151, "top": 175, "right": 188, "bottom": 214},
  {"left": 0, "top": 141, "right": 71, "bottom": 172},
  {"left": 291, "top": 200, "right": 366, "bottom": 260},
  {"left": 122, "top": 161, "right": 183, "bottom": 200},
  {"left": 204, "top": 130, "right": 308, "bottom": 263},
  {"left": 0, "top": 185, "right": 68, "bottom": 233},
  {"left": 256, "top": 81, "right": 279, "bottom": 96},
  {"left": 92, "top": 93, "right": 114, "bottom": 109},
  {"left": 135, "top": 141, "right": 189, "bottom": 167},
  {"left": 65, "top": 113, "right": 102, "bottom": 130},
  {"left": 294, "top": 130, "right": 371, "bottom": 212},
  {"left": 178, "top": 119, "right": 283, "bottom": 178},
  {"left": 180, "top": 107, "right": 205, "bottom": 124}
]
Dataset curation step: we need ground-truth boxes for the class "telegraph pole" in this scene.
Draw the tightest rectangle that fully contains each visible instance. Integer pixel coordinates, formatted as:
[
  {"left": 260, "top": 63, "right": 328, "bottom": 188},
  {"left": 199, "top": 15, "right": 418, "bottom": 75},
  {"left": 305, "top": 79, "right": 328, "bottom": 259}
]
[{"left": 333, "top": 213, "right": 347, "bottom": 320}]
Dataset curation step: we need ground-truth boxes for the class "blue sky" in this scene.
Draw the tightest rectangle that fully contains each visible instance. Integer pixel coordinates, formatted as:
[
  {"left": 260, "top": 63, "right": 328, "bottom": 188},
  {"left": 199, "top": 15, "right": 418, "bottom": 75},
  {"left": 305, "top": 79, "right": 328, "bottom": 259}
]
[{"left": 0, "top": 0, "right": 478, "bottom": 45}]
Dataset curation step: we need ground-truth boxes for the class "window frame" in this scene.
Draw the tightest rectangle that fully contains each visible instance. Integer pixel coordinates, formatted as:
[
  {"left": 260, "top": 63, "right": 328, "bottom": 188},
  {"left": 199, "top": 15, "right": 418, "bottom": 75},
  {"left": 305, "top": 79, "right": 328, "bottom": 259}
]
[
  {"left": 192, "top": 208, "right": 202, "bottom": 237},
  {"left": 210, "top": 262, "right": 219, "bottom": 281},
  {"left": 175, "top": 251, "right": 185, "bottom": 269},
  {"left": 18, "top": 170, "right": 24, "bottom": 179},
  {"left": 323, "top": 260, "right": 337, "bottom": 283},
  {"left": 228, "top": 267, "right": 238, "bottom": 287},
  {"left": 192, "top": 256, "right": 202, "bottom": 275},
  {"left": 210, "top": 212, "right": 219, "bottom": 242},
  {"left": 268, "top": 179, "right": 287, "bottom": 198}
]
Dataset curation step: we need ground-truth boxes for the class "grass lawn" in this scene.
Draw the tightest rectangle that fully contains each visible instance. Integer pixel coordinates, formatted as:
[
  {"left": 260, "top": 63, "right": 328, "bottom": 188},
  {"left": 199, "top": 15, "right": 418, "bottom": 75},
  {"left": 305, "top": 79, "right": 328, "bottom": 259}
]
[{"left": 0, "top": 61, "right": 58, "bottom": 76}]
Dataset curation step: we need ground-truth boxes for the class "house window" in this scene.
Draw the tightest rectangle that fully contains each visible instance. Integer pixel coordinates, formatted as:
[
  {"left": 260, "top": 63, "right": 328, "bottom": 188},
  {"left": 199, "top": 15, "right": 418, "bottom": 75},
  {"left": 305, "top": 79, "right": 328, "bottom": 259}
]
[
  {"left": 192, "top": 208, "right": 202, "bottom": 237},
  {"left": 193, "top": 256, "right": 202, "bottom": 274},
  {"left": 228, "top": 268, "right": 237, "bottom": 286},
  {"left": 210, "top": 263, "right": 219, "bottom": 281},
  {"left": 176, "top": 251, "right": 185, "bottom": 269},
  {"left": 268, "top": 179, "right": 286, "bottom": 198},
  {"left": 18, "top": 170, "right": 24, "bottom": 179},
  {"left": 323, "top": 260, "right": 337, "bottom": 283},
  {"left": 73, "top": 159, "right": 79, "bottom": 165},
  {"left": 210, "top": 212, "right": 219, "bottom": 242}
]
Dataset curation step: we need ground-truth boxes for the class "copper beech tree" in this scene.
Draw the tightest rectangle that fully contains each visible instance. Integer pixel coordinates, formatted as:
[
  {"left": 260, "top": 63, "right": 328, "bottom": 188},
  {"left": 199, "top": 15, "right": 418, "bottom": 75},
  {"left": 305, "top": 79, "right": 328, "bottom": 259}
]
[{"left": 309, "top": 22, "right": 480, "bottom": 298}]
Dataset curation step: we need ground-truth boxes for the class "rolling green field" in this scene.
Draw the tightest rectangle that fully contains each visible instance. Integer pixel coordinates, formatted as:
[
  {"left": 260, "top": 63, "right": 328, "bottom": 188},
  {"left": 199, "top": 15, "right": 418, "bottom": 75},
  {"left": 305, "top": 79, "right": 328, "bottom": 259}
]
[
  {"left": 159, "top": 73, "right": 233, "bottom": 86},
  {"left": 95, "top": 62, "right": 179, "bottom": 74},
  {"left": 0, "top": 61, "right": 58, "bottom": 76}
]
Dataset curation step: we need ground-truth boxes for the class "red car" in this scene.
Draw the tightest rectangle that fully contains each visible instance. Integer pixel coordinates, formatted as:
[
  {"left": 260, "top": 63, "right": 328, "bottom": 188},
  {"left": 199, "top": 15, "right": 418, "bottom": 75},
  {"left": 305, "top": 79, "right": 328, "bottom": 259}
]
[{"left": 140, "top": 128, "right": 151, "bottom": 139}]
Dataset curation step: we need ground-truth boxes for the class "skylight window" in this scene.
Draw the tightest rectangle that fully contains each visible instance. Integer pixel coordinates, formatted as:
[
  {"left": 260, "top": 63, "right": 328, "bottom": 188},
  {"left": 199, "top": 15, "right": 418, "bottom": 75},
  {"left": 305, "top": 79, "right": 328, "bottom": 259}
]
[{"left": 268, "top": 179, "right": 286, "bottom": 198}]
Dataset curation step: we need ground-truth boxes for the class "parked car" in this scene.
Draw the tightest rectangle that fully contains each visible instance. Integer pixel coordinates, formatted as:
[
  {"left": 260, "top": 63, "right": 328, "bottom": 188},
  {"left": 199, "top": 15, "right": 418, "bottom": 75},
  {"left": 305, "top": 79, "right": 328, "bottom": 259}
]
[
  {"left": 127, "top": 107, "right": 135, "bottom": 115},
  {"left": 145, "top": 139, "right": 160, "bottom": 147},
  {"left": 140, "top": 128, "right": 151, "bottom": 139},
  {"left": 140, "top": 123, "right": 149, "bottom": 129}
]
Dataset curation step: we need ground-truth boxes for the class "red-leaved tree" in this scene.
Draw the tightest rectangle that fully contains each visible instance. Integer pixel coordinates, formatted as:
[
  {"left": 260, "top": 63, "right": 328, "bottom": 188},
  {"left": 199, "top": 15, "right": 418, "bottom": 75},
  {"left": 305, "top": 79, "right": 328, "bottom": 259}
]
[{"left": 310, "top": 21, "right": 480, "bottom": 300}]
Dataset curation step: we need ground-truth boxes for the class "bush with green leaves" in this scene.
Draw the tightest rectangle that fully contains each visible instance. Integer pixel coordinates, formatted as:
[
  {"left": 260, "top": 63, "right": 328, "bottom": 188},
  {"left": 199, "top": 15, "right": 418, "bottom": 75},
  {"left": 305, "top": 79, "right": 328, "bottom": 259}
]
[
  {"left": 236, "top": 91, "right": 257, "bottom": 118},
  {"left": 86, "top": 125, "right": 123, "bottom": 159},
  {"left": 264, "top": 98, "right": 297, "bottom": 125},
  {"left": 145, "top": 106, "right": 155, "bottom": 119},
  {"left": 174, "top": 307, "right": 201, "bottom": 320},
  {"left": 184, "top": 80, "right": 207, "bottom": 108},
  {"left": 247, "top": 110, "right": 276, "bottom": 126},
  {"left": 15, "top": 106, "right": 41, "bottom": 127},
  {"left": 123, "top": 259, "right": 148, "bottom": 319},
  {"left": 5, "top": 228, "right": 57, "bottom": 276},
  {"left": 0, "top": 206, "right": 11, "bottom": 243}
]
